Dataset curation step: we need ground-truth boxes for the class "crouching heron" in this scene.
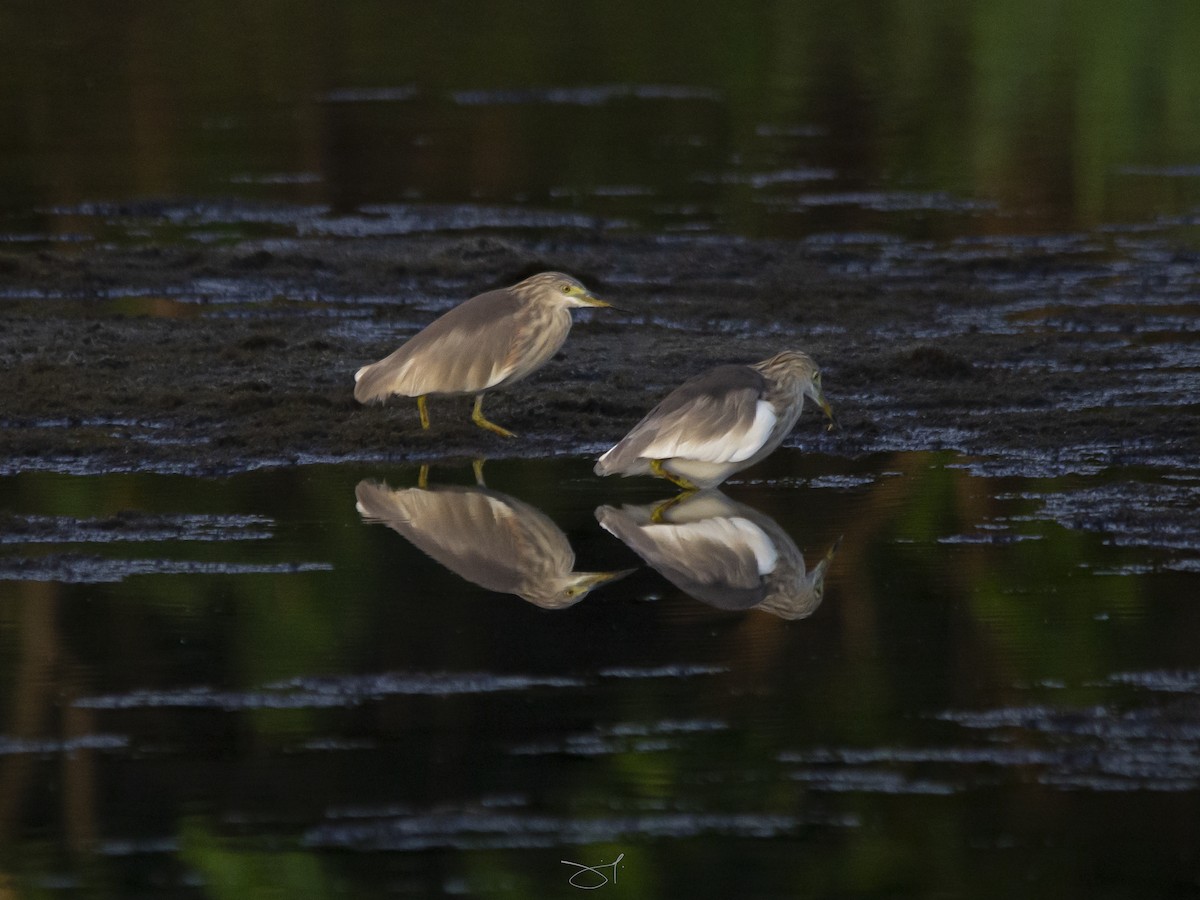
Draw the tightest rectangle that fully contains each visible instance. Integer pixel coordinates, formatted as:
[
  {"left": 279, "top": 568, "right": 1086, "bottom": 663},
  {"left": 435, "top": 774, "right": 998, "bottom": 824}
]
[
  {"left": 354, "top": 272, "right": 610, "bottom": 437},
  {"left": 355, "top": 478, "right": 630, "bottom": 609},
  {"left": 595, "top": 350, "right": 834, "bottom": 490},
  {"left": 596, "top": 490, "right": 837, "bottom": 619}
]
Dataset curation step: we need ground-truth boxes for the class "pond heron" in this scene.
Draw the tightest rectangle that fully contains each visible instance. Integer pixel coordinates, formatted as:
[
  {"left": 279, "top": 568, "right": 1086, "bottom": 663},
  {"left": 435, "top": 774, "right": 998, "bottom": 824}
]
[
  {"left": 595, "top": 350, "right": 833, "bottom": 490},
  {"left": 597, "top": 490, "right": 837, "bottom": 619},
  {"left": 355, "top": 479, "right": 631, "bottom": 609},
  {"left": 354, "top": 271, "right": 609, "bottom": 437}
]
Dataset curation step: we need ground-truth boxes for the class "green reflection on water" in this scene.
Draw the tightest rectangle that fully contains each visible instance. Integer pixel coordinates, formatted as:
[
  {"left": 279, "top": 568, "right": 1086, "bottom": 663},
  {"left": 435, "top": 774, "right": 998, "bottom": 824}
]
[
  {"left": 2, "top": 1, "right": 1199, "bottom": 238},
  {"left": 181, "top": 819, "right": 340, "bottom": 900},
  {"left": 1, "top": 453, "right": 1197, "bottom": 896}
]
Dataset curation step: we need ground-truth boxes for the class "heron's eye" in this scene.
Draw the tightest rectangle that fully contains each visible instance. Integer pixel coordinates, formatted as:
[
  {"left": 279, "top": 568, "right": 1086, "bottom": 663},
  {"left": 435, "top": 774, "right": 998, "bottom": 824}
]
[{"left": 559, "top": 284, "right": 572, "bottom": 294}]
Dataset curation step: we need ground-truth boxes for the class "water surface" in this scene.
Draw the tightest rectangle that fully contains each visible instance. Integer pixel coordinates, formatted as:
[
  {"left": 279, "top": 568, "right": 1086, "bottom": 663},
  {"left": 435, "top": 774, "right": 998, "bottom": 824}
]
[
  {"left": 2, "top": 452, "right": 1198, "bottom": 897},
  {"left": 4, "top": 1, "right": 1200, "bottom": 245},
  {"left": 3, "top": 3, "right": 1200, "bottom": 897}
]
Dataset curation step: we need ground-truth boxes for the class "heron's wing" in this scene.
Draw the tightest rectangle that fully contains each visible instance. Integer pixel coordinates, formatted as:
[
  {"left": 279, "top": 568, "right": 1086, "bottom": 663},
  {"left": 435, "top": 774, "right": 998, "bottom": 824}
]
[
  {"left": 602, "top": 366, "right": 774, "bottom": 467},
  {"left": 354, "top": 290, "right": 523, "bottom": 400},
  {"left": 354, "top": 481, "right": 574, "bottom": 594},
  {"left": 597, "top": 505, "right": 773, "bottom": 609},
  {"left": 640, "top": 517, "right": 777, "bottom": 587}
]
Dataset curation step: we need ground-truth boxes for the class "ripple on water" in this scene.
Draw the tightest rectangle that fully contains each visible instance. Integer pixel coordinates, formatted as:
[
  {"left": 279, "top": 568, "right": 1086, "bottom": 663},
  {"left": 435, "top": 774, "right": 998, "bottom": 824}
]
[
  {"left": 788, "top": 767, "right": 956, "bottom": 795},
  {"left": 0, "top": 512, "right": 274, "bottom": 545},
  {"left": 450, "top": 84, "right": 722, "bottom": 106},
  {"left": 1004, "top": 480, "right": 1200, "bottom": 560},
  {"left": 0, "top": 556, "right": 330, "bottom": 584},
  {"left": 934, "top": 702, "right": 1200, "bottom": 791},
  {"left": 597, "top": 664, "right": 728, "bottom": 679},
  {"left": 780, "top": 692, "right": 1200, "bottom": 795},
  {"left": 1118, "top": 164, "right": 1200, "bottom": 178},
  {"left": 229, "top": 172, "right": 324, "bottom": 185},
  {"left": 41, "top": 199, "right": 621, "bottom": 242},
  {"left": 510, "top": 718, "right": 727, "bottom": 757},
  {"left": 1105, "top": 670, "right": 1200, "bottom": 693},
  {"left": 0, "top": 734, "right": 129, "bottom": 756},
  {"left": 302, "top": 809, "right": 823, "bottom": 852},
  {"left": 697, "top": 167, "right": 837, "bottom": 188},
  {"left": 301, "top": 204, "right": 612, "bottom": 237},
  {"left": 778, "top": 191, "right": 997, "bottom": 214},
  {"left": 319, "top": 85, "right": 419, "bottom": 104},
  {"left": 74, "top": 671, "right": 587, "bottom": 710}
]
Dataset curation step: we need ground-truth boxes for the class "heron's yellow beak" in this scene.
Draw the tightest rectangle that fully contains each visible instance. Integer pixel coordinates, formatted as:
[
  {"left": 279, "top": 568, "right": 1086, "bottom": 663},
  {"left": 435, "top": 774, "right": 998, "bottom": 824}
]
[
  {"left": 579, "top": 293, "right": 611, "bottom": 308},
  {"left": 578, "top": 569, "right": 636, "bottom": 590},
  {"left": 812, "top": 388, "right": 836, "bottom": 430},
  {"left": 816, "top": 386, "right": 835, "bottom": 427}
]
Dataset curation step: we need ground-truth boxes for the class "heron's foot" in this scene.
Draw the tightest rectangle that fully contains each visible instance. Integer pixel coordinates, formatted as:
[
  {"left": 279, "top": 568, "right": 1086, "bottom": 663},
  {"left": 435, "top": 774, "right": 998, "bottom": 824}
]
[
  {"left": 650, "top": 491, "right": 696, "bottom": 523},
  {"left": 472, "top": 458, "right": 487, "bottom": 486},
  {"left": 472, "top": 395, "right": 516, "bottom": 438},
  {"left": 650, "top": 459, "right": 698, "bottom": 491},
  {"left": 417, "top": 464, "right": 430, "bottom": 490},
  {"left": 822, "top": 535, "right": 844, "bottom": 566},
  {"left": 417, "top": 395, "right": 430, "bottom": 430},
  {"left": 472, "top": 413, "right": 516, "bottom": 438}
]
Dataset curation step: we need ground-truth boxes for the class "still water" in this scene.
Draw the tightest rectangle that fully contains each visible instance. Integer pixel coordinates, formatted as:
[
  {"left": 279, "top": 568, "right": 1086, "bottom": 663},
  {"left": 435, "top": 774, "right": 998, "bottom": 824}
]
[
  {"left": 2, "top": 453, "right": 1199, "bottom": 897},
  {"left": 4, "top": 1, "right": 1200, "bottom": 245},
  {"left": 3, "top": 1, "right": 1200, "bottom": 897}
]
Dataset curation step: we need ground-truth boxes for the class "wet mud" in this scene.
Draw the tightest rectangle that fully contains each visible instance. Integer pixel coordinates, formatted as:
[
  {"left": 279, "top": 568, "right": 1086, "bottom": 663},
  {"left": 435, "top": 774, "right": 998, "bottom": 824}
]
[{"left": 2, "top": 213, "right": 1196, "bottom": 513}]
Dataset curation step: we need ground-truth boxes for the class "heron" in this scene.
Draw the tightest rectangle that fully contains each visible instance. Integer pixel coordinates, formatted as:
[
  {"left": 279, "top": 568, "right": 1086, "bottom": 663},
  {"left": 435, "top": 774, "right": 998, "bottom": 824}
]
[
  {"left": 355, "top": 478, "right": 630, "bottom": 609},
  {"left": 594, "top": 350, "right": 833, "bottom": 490},
  {"left": 354, "top": 271, "right": 610, "bottom": 437},
  {"left": 596, "top": 490, "right": 837, "bottom": 619}
]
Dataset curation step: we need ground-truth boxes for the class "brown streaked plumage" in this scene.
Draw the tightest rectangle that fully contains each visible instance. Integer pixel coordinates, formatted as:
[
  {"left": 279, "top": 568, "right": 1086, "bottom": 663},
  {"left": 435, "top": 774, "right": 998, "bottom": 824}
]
[
  {"left": 355, "top": 479, "right": 631, "bottom": 609},
  {"left": 594, "top": 350, "right": 834, "bottom": 490},
  {"left": 596, "top": 490, "right": 837, "bottom": 619},
  {"left": 354, "top": 271, "right": 609, "bottom": 437}
]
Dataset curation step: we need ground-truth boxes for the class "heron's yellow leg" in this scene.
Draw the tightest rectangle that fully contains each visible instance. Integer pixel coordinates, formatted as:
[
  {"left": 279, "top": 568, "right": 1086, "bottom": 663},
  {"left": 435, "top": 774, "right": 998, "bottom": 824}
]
[
  {"left": 417, "top": 395, "right": 430, "bottom": 430},
  {"left": 822, "top": 536, "right": 844, "bottom": 566},
  {"left": 417, "top": 464, "right": 430, "bottom": 489},
  {"left": 650, "top": 490, "right": 696, "bottom": 523},
  {"left": 650, "top": 459, "right": 698, "bottom": 491},
  {"left": 472, "top": 458, "right": 487, "bottom": 486},
  {"left": 472, "top": 394, "right": 516, "bottom": 439}
]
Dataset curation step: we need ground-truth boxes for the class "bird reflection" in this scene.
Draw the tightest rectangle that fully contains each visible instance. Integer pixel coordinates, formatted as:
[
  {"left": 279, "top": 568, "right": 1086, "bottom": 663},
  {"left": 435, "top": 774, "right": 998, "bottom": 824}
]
[
  {"left": 355, "top": 477, "right": 630, "bottom": 609},
  {"left": 596, "top": 492, "right": 837, "bottom": 619}
]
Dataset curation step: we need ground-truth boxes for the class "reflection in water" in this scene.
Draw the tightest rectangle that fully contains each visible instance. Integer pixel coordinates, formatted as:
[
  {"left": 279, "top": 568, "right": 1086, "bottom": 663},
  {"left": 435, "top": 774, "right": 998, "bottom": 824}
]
[
  {"left": 355, "top": 479, "right": 629, "bottom": 609},
  {"left": 596, "top": 492, "right": 836, "bottom": 619}
]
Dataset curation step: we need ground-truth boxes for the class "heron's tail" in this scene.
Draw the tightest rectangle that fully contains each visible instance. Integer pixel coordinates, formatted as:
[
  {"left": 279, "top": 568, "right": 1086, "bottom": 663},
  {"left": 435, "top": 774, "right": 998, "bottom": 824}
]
[
  {"left": 593, "top": 445, "right": 615, "bottom": 476},
  {"left": 353, "top": 359, "right": 408, "bottom": 404},
  {"left": 594, "top": 438, "right": 654, "bottom": 478}
]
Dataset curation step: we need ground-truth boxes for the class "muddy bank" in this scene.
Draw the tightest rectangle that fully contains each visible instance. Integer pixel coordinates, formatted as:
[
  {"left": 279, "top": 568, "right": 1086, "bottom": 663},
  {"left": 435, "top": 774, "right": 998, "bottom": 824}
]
[{"left": 1, "top": 217, "right": 1197, "bottom": 480}]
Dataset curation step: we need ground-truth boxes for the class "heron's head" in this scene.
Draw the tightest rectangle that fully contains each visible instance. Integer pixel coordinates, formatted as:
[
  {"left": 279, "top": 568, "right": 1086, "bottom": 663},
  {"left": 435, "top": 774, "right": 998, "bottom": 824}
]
[
  {"left": 522, "top": 568, "right": 633, "bottom": 609},
  {"left": 757, "top": 350, "right": 834, "bottom": 424},
  {"left": 513, "top": 271, "right": 610, "bottom": 309},
  {"left": 757, "top": 537, "right": 839, "bottom": 620}
]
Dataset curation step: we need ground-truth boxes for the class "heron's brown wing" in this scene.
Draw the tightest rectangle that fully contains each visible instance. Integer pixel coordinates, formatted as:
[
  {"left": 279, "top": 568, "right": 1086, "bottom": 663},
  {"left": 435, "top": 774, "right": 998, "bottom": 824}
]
[
  {"left": 354, "top": 290, "right": 523, "bottom": 401},
  {"left": 639, "top": 517, "right": 774, "bottom": 588},
  {"left": 600, "top": 365, "right": 774, "bottom": 468},
  {"left": 597, "top": 505, "right": 771, "bottom": 608},
  {"left": 354, "top": 481, "right": 575, "bottom": 594}
]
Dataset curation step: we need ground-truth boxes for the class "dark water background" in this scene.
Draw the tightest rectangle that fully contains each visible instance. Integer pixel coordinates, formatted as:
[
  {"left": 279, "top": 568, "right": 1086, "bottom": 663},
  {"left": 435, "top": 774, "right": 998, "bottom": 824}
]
[
  {"left": 5, "top": 454, "right": 1199, "bottom": 898},
  {"left": 4, "top": 0, "right": 1200, "bottom": 244},
  {"left": 3, "top": 1, "right": 1200, "bottom": 897}
]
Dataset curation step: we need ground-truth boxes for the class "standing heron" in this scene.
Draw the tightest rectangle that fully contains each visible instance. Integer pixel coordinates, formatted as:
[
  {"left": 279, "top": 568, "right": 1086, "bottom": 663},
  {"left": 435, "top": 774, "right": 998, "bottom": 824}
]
[
  {"left": 354, "top": 271, "right": 610, "bottom": 437},
  {"left": 594, "top": 350, "right": 834, "bottom": 490},
  {"left": 355, "top": 479, "right": 630, "bottom": 609},
  {"left": 596, "top": 491, "right": 837, "bottom": 619}
]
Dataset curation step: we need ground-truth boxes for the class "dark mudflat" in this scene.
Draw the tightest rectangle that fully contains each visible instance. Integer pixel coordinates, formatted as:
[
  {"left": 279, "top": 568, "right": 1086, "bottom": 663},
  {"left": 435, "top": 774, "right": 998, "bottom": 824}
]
[{"left": 2, "top": 224, "right": 1196, "bottom": 489}]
